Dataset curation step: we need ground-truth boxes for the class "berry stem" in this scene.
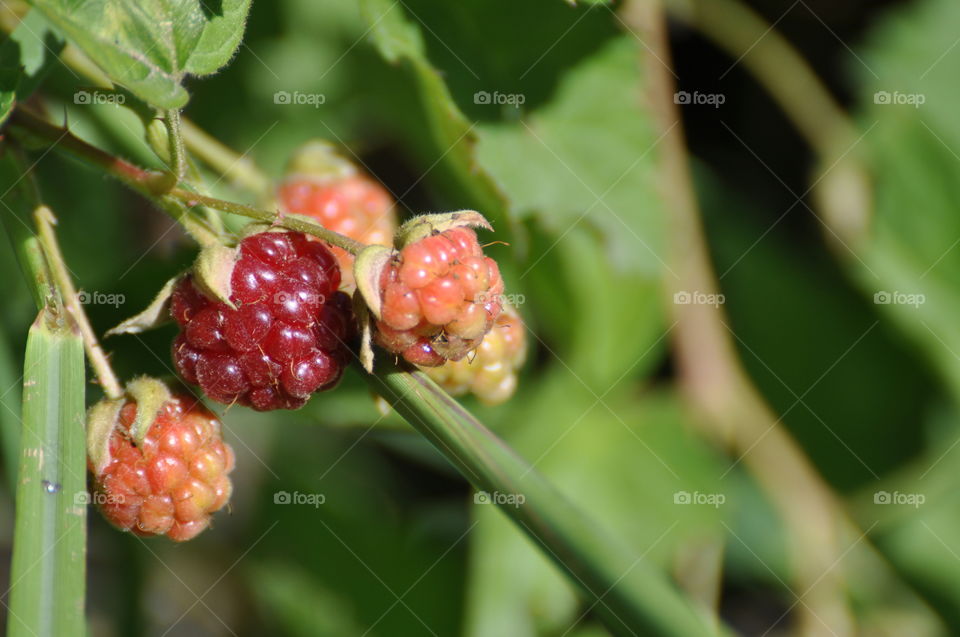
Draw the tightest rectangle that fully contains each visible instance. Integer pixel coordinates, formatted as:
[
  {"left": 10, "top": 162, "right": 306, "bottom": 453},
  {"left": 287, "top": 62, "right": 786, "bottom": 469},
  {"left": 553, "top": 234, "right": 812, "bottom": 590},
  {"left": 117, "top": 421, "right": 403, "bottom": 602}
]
[
  {"left": 168, "top": 188, "right": 368, "bottom": 254},
  {"left": 33, "top": 205, "right": 124, "bottom": 400},
  {"left": 6, "top": 108, "right": 367, "bottom": 255}
]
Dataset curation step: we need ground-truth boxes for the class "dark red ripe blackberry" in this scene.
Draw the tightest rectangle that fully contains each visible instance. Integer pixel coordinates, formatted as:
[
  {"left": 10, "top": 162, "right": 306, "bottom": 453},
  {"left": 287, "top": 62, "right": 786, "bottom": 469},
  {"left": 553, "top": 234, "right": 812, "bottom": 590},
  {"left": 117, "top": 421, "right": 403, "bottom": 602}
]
[{"left": 171, "top": 232, "right": 353, "bottom": 410}]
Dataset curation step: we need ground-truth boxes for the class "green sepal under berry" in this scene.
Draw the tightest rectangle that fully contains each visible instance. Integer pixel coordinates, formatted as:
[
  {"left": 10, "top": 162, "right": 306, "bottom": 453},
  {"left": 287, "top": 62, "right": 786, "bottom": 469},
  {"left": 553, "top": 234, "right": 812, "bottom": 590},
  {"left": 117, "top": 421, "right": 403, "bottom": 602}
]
[
  {"left": 86, "top": 396, "right": 126, "bottom": 476},
  {"left": 192, "top": 243, "right": 239, "bottom": 309},
  {"left": 353, "top": 290, "right": 377, "bottom": 374},
  {"left": 353, "top": 244, "right": 395, "bottom": 320},
  {"left": 394, "top": 210, "right": 493, "bottom": 249},
  {"left": 124, "top": 377, "right": 174, "bottom": 447},
  {"left": 106, "top": 274, "right": 182, "bottom": 336},
  {"left": 87, "top": 377, "right": 175, "bottom": 475}
]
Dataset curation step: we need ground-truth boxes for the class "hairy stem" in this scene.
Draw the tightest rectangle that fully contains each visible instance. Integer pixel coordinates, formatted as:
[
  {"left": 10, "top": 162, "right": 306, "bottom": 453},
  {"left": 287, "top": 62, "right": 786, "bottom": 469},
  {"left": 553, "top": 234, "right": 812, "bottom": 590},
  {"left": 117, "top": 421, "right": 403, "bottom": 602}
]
[
  {"left": 6, "top": 108, "right": 365, "bottom": 254},
  {"left": 168, "top": 189, "right": 366, "bottom": 254}
]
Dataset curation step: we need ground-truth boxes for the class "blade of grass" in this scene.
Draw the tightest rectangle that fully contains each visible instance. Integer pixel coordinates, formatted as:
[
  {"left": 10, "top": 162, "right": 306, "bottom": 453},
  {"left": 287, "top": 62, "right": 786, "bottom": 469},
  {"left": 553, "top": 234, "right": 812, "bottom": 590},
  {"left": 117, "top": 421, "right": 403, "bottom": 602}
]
[
  {"left": 6, "top": 306, "right": 86, "bottom": 637},
  {"left": 363, "top": 360, "right": 726, "bottom": 637},
  {"left": 1, "top": 147, "right": 87, "bottom": 637}
]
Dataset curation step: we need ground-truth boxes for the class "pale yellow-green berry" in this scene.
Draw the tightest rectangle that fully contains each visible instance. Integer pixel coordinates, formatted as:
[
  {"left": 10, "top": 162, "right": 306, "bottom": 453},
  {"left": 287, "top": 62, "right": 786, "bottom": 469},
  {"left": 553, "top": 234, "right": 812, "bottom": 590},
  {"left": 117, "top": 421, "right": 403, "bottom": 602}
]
[{"left": 423, "top": 304, "right": 526, "bottom": 405}]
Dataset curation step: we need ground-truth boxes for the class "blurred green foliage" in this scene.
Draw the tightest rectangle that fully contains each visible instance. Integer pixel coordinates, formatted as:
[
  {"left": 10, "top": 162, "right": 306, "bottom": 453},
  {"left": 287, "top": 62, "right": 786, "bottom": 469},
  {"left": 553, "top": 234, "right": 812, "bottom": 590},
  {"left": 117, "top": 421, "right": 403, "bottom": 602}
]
[{"left": 3, "top": 0, "right": 960, "bottom": 635}]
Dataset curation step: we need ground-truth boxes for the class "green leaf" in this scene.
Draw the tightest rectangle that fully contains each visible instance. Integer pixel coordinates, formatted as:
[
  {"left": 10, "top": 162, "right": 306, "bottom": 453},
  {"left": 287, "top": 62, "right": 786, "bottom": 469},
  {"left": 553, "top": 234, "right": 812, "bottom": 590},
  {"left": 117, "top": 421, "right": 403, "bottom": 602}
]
[
  {"left": 185, "top": 0, "right": 253, "bottom": 76},
  {"left": 30, "top": 0, "right": 251, "bottom": 109},
  {"left": 0, "top": 11, "right": 63, "bottom": 126},
  {"left": 476, "top": 36, "right": 665, "bottom": 274},
  {"left": 360, "top": 0, "right": 508, "bottom": 224},
  {"left": 843, "top": 0, "right": 960, "bottom": 627},
  {"left": 851, "top": 0, "right": 960, "bottom": 402},
  {"left": 7, "top": 309, "right": 86, "bottom": 637}
]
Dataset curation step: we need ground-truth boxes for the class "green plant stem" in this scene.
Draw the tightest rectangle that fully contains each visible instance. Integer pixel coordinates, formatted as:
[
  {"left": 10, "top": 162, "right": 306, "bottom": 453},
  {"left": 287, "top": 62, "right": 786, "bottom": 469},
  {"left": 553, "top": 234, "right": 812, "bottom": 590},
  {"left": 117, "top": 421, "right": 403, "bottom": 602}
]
[
  {"left": 625, "top": 1, "right": 855, "bottom": 635},
  {"left": 168, "top": 189, "right": 366, "bottom": 254},
  {"left": 6, "top": 107, "right": 366, "bottom": 254},
  {"left": 8, "top": 107, "right": 221, "bottom": 246},
  {"left": 33, "top": 205, "right": 123, "bottom": 399},
  {"left": 363, "top": 359, "right": 727, "bottom": 637}
]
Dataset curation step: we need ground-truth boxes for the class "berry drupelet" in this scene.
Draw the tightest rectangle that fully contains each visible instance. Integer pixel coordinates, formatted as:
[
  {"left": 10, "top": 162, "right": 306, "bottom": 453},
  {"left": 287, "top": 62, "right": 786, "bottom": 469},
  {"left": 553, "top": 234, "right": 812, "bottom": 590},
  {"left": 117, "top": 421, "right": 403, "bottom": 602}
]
[{"left": 172, "top": 232, "right": 353, "bottom": 411}]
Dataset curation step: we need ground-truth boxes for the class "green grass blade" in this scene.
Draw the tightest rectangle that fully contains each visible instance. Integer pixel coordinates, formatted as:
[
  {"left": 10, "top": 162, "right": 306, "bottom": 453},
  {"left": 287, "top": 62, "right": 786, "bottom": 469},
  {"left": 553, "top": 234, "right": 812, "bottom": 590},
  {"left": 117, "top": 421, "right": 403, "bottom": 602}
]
[
  {"left": 365, "top": 361, "right": 724, "bottom": 637},
  {"left": 7, "top": 307, "right": 86, "bottom": 637}
]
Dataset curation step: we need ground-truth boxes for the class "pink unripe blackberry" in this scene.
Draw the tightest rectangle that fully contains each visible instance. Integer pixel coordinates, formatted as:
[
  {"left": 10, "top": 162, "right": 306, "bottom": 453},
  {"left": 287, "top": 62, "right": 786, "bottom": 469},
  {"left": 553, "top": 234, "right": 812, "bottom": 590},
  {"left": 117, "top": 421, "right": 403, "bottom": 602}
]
[
  {"left": 87, "top": 387, "right": 234, "bottom": 542},
  {"left": 374, "top": 227, "right": 504, "bottom": 366}
]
